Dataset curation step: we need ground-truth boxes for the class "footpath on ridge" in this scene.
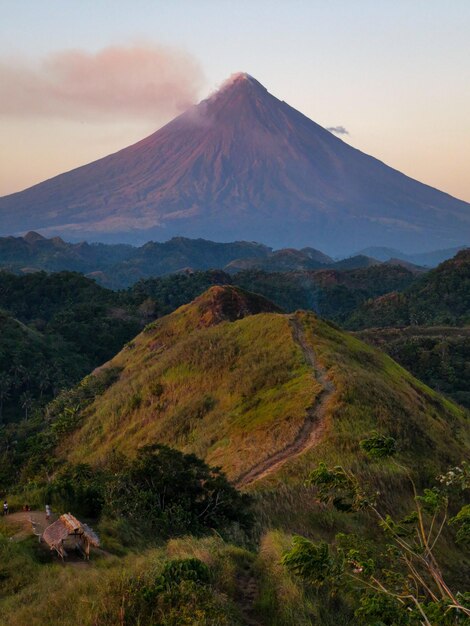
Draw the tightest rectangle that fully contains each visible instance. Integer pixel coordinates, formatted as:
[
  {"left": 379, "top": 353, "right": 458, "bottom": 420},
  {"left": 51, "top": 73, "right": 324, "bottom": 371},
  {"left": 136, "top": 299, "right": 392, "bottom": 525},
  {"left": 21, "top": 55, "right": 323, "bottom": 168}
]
[{"left": 236, "top": 315, "right": 334, "bottom": 488}]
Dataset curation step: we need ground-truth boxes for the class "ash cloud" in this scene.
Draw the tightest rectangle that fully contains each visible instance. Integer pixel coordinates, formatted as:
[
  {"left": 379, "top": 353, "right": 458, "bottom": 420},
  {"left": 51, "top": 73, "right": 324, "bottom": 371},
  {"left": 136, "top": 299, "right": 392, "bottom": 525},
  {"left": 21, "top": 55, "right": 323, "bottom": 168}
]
[
  {"left": 0, "top": 44, "right": 204, "bottom": 121},
  {"left": 326, "top": 125, "right": 349, "bottom": 135}
]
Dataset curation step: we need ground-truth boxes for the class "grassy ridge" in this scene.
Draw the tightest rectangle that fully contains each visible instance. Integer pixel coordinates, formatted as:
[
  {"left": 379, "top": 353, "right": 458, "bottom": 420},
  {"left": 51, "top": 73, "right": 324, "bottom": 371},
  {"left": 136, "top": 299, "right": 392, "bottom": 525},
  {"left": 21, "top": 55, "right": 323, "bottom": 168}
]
[
  {"left": 2, "top": 285, "right": 470, "bottom": 625},
  {"left": 60, "top": 288, "right": 317, "bottom": 479},
  {"left": 58, "top": 288, "right": 469, "bottom": 492}
]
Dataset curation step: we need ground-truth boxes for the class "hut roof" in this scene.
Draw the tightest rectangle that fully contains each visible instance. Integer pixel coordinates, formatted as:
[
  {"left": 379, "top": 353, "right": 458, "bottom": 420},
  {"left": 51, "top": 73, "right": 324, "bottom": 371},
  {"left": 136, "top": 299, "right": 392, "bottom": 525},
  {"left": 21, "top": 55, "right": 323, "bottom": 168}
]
[
  {"left": 81, "top": 522, "right": 100, "bottom": 547},
  {"left": 42, "top": 518, "right": 69, "bottom": 549},
  {"left": 42, "top": 513, "right": 100, "bottom": 550}
]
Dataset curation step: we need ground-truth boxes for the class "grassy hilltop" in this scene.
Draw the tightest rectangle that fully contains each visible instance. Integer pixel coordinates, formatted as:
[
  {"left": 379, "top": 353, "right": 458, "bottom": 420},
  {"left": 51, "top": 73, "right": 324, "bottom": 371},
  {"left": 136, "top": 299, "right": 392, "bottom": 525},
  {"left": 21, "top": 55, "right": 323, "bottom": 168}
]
[{"left": 57, "top": 285, "right": 469, "bottom": 488}]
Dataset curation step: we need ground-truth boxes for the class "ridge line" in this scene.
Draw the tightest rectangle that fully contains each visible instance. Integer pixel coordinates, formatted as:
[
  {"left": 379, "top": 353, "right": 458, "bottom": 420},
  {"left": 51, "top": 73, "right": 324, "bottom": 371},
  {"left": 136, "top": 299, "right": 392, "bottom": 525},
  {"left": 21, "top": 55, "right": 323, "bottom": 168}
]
[{"left": 235, "top": 314, "right": 334, "bottom": 488}]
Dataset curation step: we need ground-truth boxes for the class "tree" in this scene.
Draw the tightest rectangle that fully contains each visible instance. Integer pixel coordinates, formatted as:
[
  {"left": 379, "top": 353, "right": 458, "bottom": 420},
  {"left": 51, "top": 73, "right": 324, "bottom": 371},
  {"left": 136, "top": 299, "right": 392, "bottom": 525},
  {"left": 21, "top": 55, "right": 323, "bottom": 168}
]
[
  {"left": 105, "top": 444, "right": 252, "bottom": 537},
  {"left": 45, "top": 463, "right": 105, "bottom": 517},
  {"left": 0, "top": 373, "right": 11, "bottom": 421},
  {"left": 20, "top": 392, "right": 33, "bottom": 420},
  {"left": 283, "top": 435, "right": 470, "bottom": 625}
]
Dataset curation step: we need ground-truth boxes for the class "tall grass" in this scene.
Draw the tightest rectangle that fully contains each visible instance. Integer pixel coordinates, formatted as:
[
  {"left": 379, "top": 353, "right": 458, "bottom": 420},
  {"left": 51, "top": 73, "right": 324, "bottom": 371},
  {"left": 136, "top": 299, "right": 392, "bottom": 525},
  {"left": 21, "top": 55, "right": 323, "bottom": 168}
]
[{"left": 60, "top": 308, "right": 318, "bottom": 481}]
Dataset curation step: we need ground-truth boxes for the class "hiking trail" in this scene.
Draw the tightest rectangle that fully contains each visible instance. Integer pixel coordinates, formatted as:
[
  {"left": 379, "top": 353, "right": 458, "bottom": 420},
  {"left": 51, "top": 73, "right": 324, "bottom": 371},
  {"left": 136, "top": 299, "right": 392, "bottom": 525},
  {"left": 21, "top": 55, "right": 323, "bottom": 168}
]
[
  {"left": 236, "top": 315, "right": 334, "bottom": 488},
  {"left": 235, "top": 561, "right": 263, "bottom": 626}
]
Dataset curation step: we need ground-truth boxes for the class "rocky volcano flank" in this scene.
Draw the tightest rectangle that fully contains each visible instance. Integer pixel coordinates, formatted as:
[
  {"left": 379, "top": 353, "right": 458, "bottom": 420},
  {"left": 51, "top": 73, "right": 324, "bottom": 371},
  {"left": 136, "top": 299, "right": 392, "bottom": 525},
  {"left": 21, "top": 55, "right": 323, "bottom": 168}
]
[{"left": 1, "top": 72, "right": 469, "bottom": 252}]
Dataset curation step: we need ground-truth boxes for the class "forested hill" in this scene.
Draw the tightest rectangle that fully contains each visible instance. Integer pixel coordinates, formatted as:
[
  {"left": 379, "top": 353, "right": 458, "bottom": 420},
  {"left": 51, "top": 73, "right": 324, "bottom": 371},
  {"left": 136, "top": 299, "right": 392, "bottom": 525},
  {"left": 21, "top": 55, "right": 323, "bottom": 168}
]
[
  {"left": 0, "top": 233, "right": 272, "bottom": 285},
  {"left": 347, "top": 248, "right": 470, "bottom": 328},
  {"left": 0, "top": 271, "right": 149, "bottom": 422}
]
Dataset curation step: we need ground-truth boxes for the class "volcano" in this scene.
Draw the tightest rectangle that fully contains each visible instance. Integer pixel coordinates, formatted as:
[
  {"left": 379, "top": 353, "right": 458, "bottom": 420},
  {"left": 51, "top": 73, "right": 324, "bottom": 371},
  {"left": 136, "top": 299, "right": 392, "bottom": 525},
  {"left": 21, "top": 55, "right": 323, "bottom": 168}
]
[{"left": 0, "top": 72, "right": 469, "bottom": 253}]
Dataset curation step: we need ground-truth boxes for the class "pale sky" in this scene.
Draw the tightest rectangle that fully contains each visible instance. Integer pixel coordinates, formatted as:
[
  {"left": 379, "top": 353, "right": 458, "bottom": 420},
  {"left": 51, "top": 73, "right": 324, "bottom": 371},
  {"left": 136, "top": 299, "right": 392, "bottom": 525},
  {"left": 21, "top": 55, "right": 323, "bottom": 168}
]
[{"left": 0, "top": 0, "right": 469, "bottom": 201}]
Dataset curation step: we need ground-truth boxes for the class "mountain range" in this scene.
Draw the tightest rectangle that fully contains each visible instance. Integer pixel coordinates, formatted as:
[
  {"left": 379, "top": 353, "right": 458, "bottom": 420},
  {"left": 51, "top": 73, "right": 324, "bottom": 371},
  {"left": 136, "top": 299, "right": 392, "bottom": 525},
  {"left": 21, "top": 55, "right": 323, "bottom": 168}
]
[
  {"left": 0, "top": 231, "right": 456, "bottom": 289},
  {"left": 0, "top": 73, "right": 469, "bottom": 253}
]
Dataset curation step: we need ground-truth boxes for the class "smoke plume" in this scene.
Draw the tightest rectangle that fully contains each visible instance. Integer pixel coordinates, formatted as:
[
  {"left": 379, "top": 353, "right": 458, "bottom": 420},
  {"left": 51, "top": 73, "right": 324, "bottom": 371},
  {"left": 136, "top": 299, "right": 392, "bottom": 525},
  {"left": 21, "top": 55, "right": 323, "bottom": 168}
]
[{"left": 0, "top": 44, "right": 204, "bottom": 121}]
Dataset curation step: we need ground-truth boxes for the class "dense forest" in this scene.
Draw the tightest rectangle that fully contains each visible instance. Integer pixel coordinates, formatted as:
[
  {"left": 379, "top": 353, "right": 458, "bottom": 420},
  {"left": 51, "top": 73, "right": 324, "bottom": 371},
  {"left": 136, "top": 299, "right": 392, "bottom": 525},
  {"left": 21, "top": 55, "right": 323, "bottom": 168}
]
[
  {"left": 357, "top": 326, "right": 470, "bottom": 408},
  {"left": 2, "top": 249, "right": 470, "bottom": 425},
  {"left": 347, "top": 249, "right": 470, "bottom": 328},
  {"left": 0, "top": 271, "right": 150, "bottom": 422}
]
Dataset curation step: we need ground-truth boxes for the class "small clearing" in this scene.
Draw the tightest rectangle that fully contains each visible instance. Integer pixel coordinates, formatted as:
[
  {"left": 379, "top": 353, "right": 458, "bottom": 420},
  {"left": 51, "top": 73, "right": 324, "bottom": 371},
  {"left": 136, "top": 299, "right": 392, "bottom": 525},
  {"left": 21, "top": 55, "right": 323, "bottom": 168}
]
[{"left": 3, "top": 510, "right": 56, "bottom": 542}]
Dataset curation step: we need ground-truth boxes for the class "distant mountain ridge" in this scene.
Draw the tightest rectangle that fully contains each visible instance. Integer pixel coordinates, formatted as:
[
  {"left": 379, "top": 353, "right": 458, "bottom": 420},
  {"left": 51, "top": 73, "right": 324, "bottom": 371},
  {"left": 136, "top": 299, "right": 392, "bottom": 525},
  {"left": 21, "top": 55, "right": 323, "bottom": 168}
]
[
  {"left": 1, "top": 72, "right": 469, "bottom": 252},
  {"left": 356, "top": 245, "right": 467, "bottom": 267},
  {"left": 0, "top": 231, "right": 425, "bottom": 288}
]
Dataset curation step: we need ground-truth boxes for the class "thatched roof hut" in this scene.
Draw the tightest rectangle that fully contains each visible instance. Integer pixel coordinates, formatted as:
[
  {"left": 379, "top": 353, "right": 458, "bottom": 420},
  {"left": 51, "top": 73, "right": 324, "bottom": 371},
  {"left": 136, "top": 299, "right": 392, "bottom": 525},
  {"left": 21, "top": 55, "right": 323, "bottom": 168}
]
[{"left": 42, "top": 513, "right": 100, "bottom": 559}]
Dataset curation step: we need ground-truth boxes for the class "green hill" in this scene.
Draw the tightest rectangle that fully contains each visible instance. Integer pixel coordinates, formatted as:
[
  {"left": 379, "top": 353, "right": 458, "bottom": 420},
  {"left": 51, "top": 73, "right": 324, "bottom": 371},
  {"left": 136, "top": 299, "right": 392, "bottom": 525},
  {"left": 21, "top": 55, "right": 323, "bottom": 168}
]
[
  {"left": 0, "top": 271, "right": 149, "bottom": 422},
  {"left": 356, "top": 326, "right": 470, "bottom": 409},
  {"left": 56, "top": 286, "right": 469, "bottom": 488},
  {"left": 0, "top": 310, "right": 83, "bottom": 423},
  {"left": 347, "top": 249, "right": 470, "bottom": 329}
]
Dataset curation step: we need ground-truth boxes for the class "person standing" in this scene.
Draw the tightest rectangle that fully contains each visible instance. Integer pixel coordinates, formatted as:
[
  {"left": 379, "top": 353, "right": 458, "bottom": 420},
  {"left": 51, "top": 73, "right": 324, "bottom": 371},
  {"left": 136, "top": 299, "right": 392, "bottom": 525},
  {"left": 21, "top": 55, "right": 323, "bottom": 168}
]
[
  {"left": 3, "top": 500, "right": 8, "bottom": 515},
  {"left": 45, "top": 504, "right": 51, "bottom": 521}
]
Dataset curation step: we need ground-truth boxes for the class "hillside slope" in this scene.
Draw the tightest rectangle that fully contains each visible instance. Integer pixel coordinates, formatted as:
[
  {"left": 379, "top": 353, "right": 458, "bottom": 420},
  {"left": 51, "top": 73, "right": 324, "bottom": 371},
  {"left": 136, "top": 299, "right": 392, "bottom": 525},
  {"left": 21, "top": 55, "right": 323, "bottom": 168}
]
[
  {"left": 57, "top": 286, "right": 469, "bottom": 485},
  {"left": 1, "top": 74, "right": 469, "bottom": 252},
  {"left": 0, "top": 271, "right": 147, "bottom": 421},
  {"left": 356, "top": 326, "right": 470, "bottom": 409},
  {"left": 347, "top": 248, "right": 470, "bottom": 328}
]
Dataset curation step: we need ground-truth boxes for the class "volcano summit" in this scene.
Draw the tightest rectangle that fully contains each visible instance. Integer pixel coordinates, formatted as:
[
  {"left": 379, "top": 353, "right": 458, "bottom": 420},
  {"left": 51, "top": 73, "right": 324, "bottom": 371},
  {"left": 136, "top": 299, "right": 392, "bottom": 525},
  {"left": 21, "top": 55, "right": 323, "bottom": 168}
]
[{"left": 1, "top": 72, "right": 469, "bottom": 253}]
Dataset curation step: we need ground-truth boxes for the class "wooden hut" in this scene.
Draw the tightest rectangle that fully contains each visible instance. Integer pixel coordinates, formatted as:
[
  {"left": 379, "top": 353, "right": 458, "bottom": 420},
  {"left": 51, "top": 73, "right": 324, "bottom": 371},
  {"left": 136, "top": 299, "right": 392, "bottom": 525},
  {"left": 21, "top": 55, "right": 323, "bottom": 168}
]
[{"left": 42, "top": 513, "right": 100, "bottom": 560}]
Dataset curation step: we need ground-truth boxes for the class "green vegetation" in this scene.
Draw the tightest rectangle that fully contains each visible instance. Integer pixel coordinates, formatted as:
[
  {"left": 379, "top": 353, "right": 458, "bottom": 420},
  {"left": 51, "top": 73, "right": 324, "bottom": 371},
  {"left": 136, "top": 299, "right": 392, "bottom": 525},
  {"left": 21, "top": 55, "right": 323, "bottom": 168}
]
[
  {"left": 0, "top": 310, "right": 79, "bottom": 422},
  {"left": 0, "top": 365, "right": 122, "bottom": 489},
  {"left": 58, "top": 287, "right": 314, "bottom": 477},
  {"left": 347, "top": 249, "right": 470, "bottom": 329},
  {"left": 283, "top": 439, "right": 470, "bottom": 624},
  {"left": 357, "top": 327, "right": 470, "bottom": 408},
  {"left": 0, "top": 271, "right": 149, "bottom": 421},
  {"left": 132, "top": 270, "right": 232, "bottom": 316},
  {"left": 43, "top": 288, "right": 468, "bottom": 494},
  {"left": 0, "top": 535, "right": 245, "bottom": 625},
  {"left": 1, "top": 279, "right": 469, "bottom": 625},
  {"left": 104, "top": 444, "right": 252, "bottom": 538},
  {"left": 130, "top": 263, "right": 416, "bottom": 322}
]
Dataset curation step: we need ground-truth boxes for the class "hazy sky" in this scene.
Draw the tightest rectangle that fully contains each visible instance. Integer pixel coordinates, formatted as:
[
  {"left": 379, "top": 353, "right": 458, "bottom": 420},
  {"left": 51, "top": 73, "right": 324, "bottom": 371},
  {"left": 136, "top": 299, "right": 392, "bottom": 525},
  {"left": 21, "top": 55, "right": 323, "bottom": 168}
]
[{"left": 1, "top": 0, "right": 469, "bottom": 201}]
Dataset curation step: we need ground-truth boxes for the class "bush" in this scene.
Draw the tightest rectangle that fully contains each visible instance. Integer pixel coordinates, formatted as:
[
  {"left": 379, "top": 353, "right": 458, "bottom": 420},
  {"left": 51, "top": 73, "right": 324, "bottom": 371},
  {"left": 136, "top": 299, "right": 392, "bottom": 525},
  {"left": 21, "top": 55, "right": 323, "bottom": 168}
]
[
  {"left": 44, "top": 463, "right": 105, "bottom": 518},
  {"left": 123, "top": 556, "right": 234, "bottom": 626}
]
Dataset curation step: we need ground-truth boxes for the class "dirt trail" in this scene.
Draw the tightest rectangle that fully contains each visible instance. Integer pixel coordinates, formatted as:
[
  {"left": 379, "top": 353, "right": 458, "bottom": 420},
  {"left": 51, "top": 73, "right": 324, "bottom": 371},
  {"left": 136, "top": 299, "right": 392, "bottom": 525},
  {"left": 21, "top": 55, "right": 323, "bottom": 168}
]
[
  {"left": 236, "top": 315, "right": 334, "bottom": 488},
  {"left": 3, "top": 510, "right": 57, "bottom": 541},
  {"left": 235, "top": 563, "right": 262, "bottom": 626}
]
